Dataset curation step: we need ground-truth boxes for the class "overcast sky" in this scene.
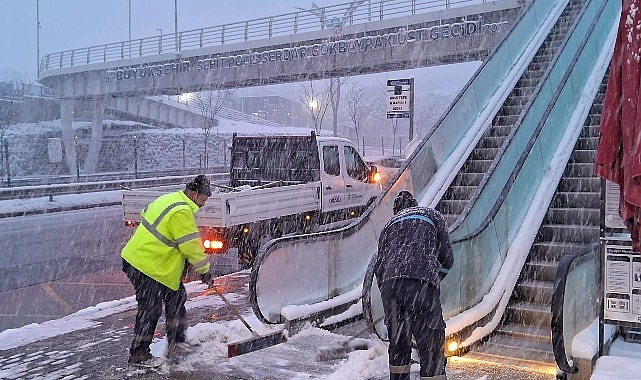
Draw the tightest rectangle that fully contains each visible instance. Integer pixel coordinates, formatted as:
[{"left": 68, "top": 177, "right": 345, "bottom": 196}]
[{"left": 0, "top": 0, "right": 350, "bottom": 80}]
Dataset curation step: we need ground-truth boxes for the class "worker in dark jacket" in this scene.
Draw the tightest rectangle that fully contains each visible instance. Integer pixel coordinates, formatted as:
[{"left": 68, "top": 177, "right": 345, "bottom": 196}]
[
  {"left": 373, "top": 190, "right": 454, "bottom": 380},
  {"left": 121, "top": 174, "right": 214, "bottom": 368}
]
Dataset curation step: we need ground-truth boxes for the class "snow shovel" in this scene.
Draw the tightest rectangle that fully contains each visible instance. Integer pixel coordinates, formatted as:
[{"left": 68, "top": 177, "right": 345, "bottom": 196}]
[
  {"left": 208, "top": 284, "right": 287, "bottom": 357},
  {"left": 315, "top": 316, "right": 385, "bottom": 362}
]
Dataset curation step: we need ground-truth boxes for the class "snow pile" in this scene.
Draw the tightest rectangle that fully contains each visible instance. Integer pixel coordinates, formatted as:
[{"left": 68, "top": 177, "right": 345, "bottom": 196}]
[{"left": 322, "top": 339, "right": 389, "bottom": 380}]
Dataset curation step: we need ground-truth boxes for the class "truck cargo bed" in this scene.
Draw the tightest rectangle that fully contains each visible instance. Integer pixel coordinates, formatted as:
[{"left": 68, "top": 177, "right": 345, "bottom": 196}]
[{"left": 122, "top": 182, "right": 322, "bottom": 227}]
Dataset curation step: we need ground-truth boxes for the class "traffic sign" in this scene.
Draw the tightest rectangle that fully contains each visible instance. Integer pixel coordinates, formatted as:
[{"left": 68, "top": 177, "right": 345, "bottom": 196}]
[{"left": 387, "top": 79, "right": 412, "bottom": 119}]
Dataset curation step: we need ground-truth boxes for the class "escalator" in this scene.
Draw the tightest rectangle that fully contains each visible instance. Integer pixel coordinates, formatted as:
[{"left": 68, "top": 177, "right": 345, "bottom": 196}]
[
  {"left": 250, "top": 0, "right": 575, "bottom": 326},
  {"left": 435, "top": 0, "right": 586, "bottom": 229},
  {"left": 249, "top": 4, "right": 618, "bottom": 366},
  {"left": 464, "top": 72, "right": 607, "bottom": 369},
  {"left": 354, "top": 4, "right": 616, "bottom": 375}
]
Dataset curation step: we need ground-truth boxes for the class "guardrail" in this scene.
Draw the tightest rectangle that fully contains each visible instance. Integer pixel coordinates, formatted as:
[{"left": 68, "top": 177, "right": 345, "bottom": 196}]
[
  {"left": 0, "top": 171, "right": 229, "bottom": 201},
  {"left": 1, "top": 166, "right": 228, "bottom": 189},
  {"left": 40, "top": 0, "right": 499, "bottom": 73}
]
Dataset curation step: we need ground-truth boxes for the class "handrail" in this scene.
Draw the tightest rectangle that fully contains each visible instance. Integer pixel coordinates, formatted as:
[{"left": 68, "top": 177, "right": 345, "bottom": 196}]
[
  {"left": 551, "top": 243, "right": 599, "bottom": 375},
  {"left": 39, "top": 0, "right": 502, "bottom": 73},
  {"left": 450, "top": 0, "right": 609, "bottom": 244}
]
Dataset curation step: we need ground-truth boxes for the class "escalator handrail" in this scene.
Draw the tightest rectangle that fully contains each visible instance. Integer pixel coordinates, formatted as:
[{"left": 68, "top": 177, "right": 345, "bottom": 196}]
[
  {"left": 449, "top": 0, "right": 610, "bottom": 245},
  {"left": 551, "top": 243, "right": 599, "bottom": 375}
]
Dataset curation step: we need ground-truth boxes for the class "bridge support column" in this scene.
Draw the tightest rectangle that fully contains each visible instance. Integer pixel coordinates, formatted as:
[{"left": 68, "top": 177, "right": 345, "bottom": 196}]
[
  {"left": 59, "top": 100, "right": 78, "bottom": 177},
  {"left": 83, "top": 100, "right": 105, "bottom": 174}
]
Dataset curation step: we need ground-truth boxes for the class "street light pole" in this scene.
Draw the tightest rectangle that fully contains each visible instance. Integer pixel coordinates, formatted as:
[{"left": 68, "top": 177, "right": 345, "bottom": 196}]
[
  {"left": 128, "top": 0, "right": 132, "bottom": 57},
  {"left": 128, "top": 0, "right": 131, "bottom": 40},
  {"left": 36, "top": 0, "right": 40, "bottom": 76},
  {"left": 174, "top": 0, "right": 178, "bottom": 51}
]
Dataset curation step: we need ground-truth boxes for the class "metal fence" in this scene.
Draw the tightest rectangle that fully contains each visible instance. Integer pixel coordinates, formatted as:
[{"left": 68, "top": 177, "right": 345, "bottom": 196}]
[
  {"left": 0, "top": 83, "right": 54, "bottom": 101},
  {"left": 0, "top": 131, "right": 410, "bottom": 187},
  {"left": 0, "top": 132, "right": 232, "bottom": 187},
  {"left": 40, "top": 0, "right": 494, "bottom": 73}
]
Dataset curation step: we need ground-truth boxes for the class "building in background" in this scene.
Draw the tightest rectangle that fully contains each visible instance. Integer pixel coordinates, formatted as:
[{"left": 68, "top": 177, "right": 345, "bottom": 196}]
[{"left": 231, "top": 95, "right": 304, "bottom": 128}]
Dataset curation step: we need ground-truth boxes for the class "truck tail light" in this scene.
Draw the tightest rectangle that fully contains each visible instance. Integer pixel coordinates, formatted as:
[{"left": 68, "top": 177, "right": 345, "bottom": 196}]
[
  {"left": 204, "top": 239, "right": 224, "bottom": 251},
  {"left": 372, "top": 172, "right": 381, "bottom": 183},
  {"left": 200, "top": 227, "right": 227, "bottom": 254}
]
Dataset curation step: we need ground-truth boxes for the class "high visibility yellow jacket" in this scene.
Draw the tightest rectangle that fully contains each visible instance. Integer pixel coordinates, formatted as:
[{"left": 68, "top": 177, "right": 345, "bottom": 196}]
[{"left": 121, "top": 190, "right": 210, "bottom": 290}]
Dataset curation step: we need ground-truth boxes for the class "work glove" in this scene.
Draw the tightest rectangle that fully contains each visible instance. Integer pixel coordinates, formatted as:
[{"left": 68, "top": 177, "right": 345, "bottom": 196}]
[{"left": 200, "top": 271, "right": 212, "bottom": 285}]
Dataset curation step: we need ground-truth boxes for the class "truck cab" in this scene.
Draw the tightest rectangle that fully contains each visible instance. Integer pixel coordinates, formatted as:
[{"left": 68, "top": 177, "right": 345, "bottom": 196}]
[{"left": 317, "top": 137, "right": 380, "bottom": 213}]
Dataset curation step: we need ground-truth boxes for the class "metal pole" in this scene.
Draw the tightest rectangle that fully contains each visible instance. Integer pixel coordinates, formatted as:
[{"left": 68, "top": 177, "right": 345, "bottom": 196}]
[
  {"left": 409, "top": 78, "right": 414, "bottom": 142},
  {"left": 74, "top": 136, "right": 80, "bottom": 181},
  {"left": 182, "top": 137, "right": 186, "bottom": 170},
  {"left": 2, "top": 138, "right": 10, "bottom": 188},
  {"left": 156, "top": 28, "right": 163, "bottom": 53},
  {"left": 36, "top": 0, "right": 40, "bottom": 76},
  {"left": 223, "top": 140, "right": 227, "bottom": 166},
  {"left": 133, "top": 135, "right": 138, "bottom": 179},
  {"left": 174, "top": 0, "right": 178, "bottom": 51},
  {"left": 128, "top": 0, "right": 131, "bottom": 57}
]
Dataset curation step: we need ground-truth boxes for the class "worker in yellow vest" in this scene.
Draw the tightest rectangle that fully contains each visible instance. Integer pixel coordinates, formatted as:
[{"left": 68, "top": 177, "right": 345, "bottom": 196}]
[{"left": 121, "top": 174, "right": 213, "bottom": 368}]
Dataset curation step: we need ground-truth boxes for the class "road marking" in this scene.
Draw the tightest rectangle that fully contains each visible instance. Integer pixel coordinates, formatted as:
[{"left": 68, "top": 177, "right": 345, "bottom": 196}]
[{"left": 39, "top": 283, "right": 74, "bottom": 314}]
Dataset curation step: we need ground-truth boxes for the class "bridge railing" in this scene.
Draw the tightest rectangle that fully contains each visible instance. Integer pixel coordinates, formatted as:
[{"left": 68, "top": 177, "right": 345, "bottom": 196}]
[{"left": 40, "top": 0, "right": 498, "bottom": 73}]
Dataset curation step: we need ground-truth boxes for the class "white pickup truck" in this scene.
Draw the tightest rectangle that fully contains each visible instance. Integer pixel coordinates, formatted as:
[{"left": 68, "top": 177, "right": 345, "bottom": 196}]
[{"left": 122, "top": 132, "right": 381, "bottom": 267}]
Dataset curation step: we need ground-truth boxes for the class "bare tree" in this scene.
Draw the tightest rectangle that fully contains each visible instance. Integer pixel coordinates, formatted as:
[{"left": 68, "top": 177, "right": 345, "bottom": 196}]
[
  {"left": 329, "top": 76, "right": 350, "bottom": 137},
  {"left": 345, "top": 83, "right": 373, "bottom": 142},
  {"left": 299, "top": 80, "right": 332, "bottom": 133},
  {"left": 187, "top": 89, "right": 236, "bottom": 168}
]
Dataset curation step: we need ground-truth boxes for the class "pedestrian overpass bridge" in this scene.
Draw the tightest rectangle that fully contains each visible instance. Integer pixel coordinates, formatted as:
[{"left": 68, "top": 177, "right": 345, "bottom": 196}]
[
  {"left": 36, "top": 0, "right": 521, "bottom": 176},
  {"left": 39, "top": 0, "right": 521, "bottom": 99}
]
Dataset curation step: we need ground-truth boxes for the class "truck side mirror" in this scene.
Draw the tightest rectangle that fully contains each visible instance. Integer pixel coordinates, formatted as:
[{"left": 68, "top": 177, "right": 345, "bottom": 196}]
[{"left": 369, "top": 165, "right": 381, "bottom": 183}]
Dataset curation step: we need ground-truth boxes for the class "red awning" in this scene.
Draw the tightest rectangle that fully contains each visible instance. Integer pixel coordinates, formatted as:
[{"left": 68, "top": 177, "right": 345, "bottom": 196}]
[{"left": 594, "top": 0, "right": 641, "bottom": 252}]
